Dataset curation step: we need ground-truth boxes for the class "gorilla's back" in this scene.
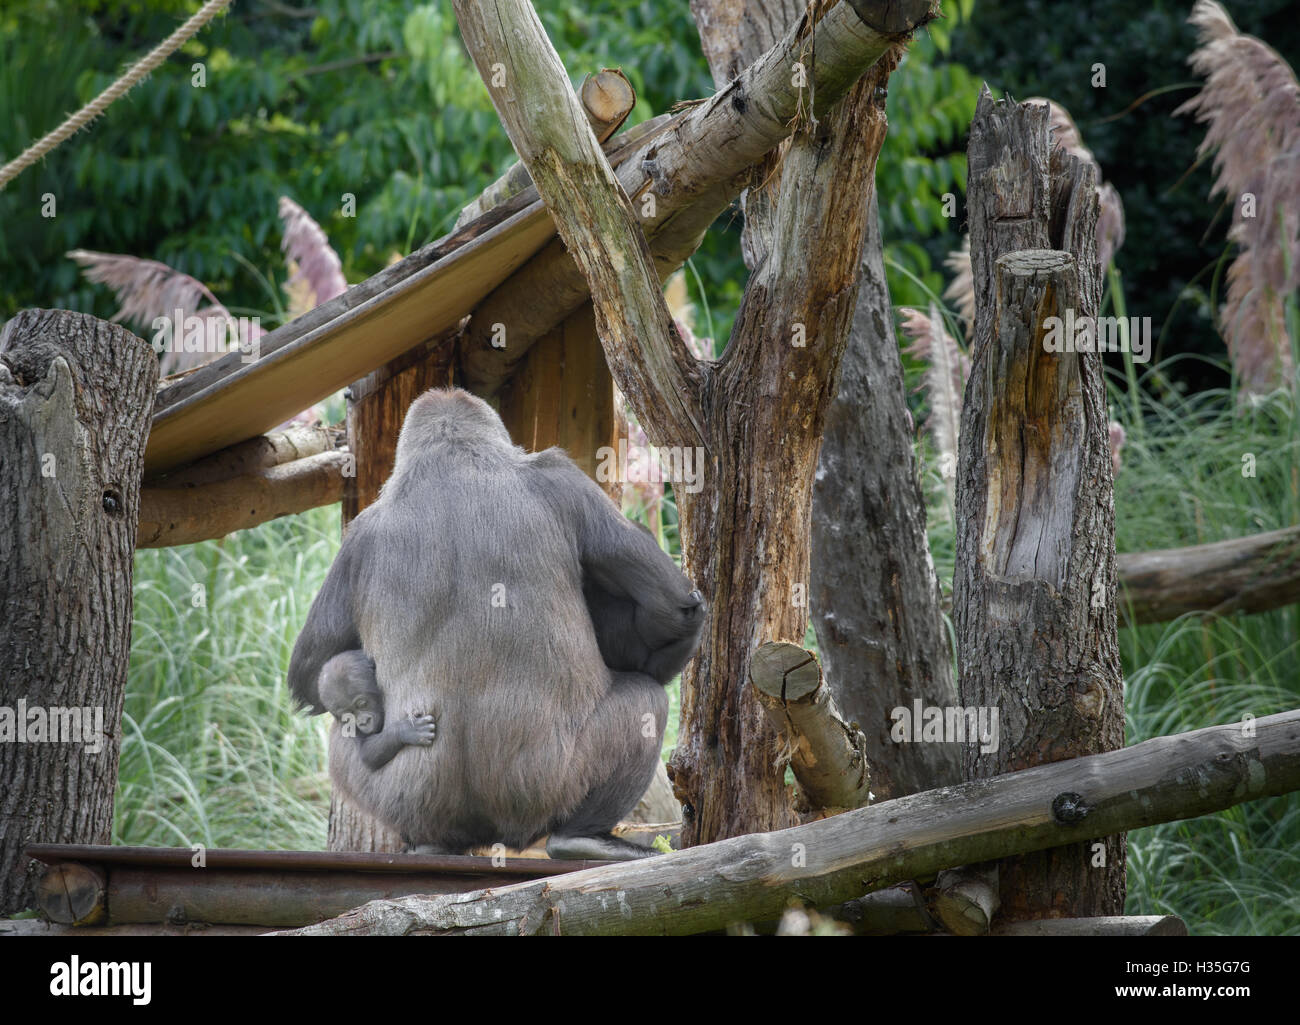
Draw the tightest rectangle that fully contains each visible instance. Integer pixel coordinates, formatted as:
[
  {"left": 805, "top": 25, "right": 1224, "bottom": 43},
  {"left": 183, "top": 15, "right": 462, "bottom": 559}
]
[{"left": 341, "top": 444, "right": 609, "bottom": 850}]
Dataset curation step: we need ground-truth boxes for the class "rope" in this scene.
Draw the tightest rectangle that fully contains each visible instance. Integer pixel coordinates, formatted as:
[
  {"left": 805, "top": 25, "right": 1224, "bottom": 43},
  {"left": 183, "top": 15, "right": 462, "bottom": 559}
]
[{"left": 0, "top": 0, "right": 234, "bottom": 191}]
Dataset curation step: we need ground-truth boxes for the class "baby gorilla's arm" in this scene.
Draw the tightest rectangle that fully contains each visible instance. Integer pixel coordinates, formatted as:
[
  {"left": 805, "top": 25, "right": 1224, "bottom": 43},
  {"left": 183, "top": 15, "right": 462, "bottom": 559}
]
[{"left": 357, "top": 713, "right": 437, "bottom": 771}]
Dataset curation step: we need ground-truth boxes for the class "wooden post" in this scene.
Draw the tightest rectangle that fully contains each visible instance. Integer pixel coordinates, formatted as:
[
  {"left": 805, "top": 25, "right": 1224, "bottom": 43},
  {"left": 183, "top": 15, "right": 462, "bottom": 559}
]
[
  {"left": 328, "top": 332, "right": 456, "bottom": 853},
  {"left": 954, "top": 90, "right": 1125, "bottom": 919},
  {"left": 0, "top": 309, "right": 156, "bottom": 913},
  {"left": 498, "top": 305, "right": 618, "bottom": 495}
]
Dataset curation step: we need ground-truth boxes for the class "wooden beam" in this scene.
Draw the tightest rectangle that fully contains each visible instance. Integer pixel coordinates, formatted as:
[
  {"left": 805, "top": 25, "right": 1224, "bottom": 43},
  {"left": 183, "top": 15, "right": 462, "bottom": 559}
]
[
  {"left": 459, "top": 0, "right": 938, "bottom": 398},
  {"left": 144, "top": 423, "right": 339, "bottom": 487},
  {"left": 137, "top": 450, "right": 349, "bottom": 548},
  {"left": 1119, "top": 524, "right": 1300, "bottom": 625},
  {"left": 281, "top": 708, "right": 1300, "bottom": 935}
]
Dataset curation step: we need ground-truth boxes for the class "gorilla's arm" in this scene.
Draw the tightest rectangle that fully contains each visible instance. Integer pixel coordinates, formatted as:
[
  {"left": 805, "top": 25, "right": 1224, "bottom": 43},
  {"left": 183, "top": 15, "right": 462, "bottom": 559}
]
[
  {"left": 287, "top": 527, "right": 368, "bottom": 714},
  {"left": 531, "top": 451, "right": 705, "bottom": 684},
  {"left": 356, "top": 714, "right": 437, "bottom": 771}
]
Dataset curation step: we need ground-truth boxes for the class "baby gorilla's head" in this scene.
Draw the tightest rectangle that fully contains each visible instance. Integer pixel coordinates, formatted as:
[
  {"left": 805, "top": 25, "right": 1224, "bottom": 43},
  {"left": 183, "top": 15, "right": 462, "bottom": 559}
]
[{"left": 318, "top": 650, "right": 383, "bottom": 735}]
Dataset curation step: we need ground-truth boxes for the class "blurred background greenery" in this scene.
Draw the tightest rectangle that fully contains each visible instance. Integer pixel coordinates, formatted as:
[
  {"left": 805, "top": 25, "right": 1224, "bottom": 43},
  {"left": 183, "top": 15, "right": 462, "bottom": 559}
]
[{"left": 3, "top": 0, "right": 1299, "bottom": 934}]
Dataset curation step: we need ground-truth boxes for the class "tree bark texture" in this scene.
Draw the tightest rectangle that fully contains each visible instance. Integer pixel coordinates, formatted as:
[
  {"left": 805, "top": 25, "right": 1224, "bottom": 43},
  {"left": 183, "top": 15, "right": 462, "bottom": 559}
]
[
  {"left": 954, "top": 89, "right": 1125, "bottom": 919},
  {"left": 668, "top": 64, "right": 900, "bottom": 846},
  {"left": 812, "top": 192, "right": 961, "bottom": 800},
  {"left": 0, "top": 309, "right": 156, "bottom": 913}
]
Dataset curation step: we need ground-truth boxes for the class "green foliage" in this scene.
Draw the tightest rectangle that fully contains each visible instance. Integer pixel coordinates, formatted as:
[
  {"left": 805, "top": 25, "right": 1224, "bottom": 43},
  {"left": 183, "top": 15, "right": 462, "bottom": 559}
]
[{"left": 0, "top": 0, "right": 718, "bottom": 325}]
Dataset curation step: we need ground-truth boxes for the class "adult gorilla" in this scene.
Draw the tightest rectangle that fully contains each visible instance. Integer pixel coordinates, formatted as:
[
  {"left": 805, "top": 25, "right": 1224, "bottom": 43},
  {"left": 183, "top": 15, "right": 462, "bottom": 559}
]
[{"left": 289, "top": 388, "right": 704, "bottom": 860}]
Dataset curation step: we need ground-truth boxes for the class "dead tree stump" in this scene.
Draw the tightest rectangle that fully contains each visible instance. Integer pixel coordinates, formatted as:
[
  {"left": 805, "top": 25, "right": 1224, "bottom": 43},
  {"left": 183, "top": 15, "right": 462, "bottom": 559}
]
[
  {"left": 0, "top": 309, "right": 156, "bottom": 913},
  {"left": 953, "top": 90, "right": 1125, "bottom": 920}
]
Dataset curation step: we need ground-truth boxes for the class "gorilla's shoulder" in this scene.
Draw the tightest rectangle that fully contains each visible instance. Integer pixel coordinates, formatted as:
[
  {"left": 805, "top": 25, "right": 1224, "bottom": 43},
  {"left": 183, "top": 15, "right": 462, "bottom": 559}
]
[{"left": 527, "top": 446, "right": 582, "bottom": 472}]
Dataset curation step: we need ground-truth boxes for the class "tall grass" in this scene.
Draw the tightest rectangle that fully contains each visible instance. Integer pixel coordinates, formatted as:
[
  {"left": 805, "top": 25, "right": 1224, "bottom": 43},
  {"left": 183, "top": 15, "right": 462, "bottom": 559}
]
[
  {"left": 1111, "top": 364, "right": 1300, "bottom": 935},
  {"left": 118, "top": 506, "right": 341, "bottom": 851}
]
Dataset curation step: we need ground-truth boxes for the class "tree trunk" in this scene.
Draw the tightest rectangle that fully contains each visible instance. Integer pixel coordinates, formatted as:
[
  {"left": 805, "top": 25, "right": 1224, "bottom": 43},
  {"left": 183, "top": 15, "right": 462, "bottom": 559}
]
[
  {"left": 669, "top": 63, "right": 902, "bottom": 845},
  {"left": 954, "top": 90, "right": 1125, "bottom": 919},
  {"left": 329, "top": 333, "right": 456, "bottom": 853},
  {"left": 0, "top": 309, "right": 156, "bottom": 913},
  {"left": 811, "top": 193, "right": 961, "bottom": 800}
]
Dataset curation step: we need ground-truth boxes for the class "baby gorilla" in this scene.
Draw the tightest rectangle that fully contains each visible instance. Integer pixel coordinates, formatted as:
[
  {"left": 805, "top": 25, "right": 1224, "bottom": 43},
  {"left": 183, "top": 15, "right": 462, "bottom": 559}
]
[{"left": 317, "top": 650, "right": 436, "bottom": 771}]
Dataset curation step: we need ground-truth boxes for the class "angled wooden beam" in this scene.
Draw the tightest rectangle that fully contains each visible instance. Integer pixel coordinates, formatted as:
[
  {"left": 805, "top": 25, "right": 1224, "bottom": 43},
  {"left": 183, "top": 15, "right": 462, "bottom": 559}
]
[{"left": 460, "top": 0, "right": 938, "bottom": 396}]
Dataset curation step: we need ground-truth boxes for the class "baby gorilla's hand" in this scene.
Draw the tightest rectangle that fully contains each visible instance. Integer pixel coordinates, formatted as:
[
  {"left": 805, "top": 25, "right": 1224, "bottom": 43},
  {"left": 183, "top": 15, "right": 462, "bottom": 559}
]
[{"left": 397, "top": 713, "right": 437, "bottom": 746}]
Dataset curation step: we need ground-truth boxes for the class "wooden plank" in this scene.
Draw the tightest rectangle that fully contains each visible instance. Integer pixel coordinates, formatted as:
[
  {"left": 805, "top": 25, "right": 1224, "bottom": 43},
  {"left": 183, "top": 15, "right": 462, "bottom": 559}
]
[
  {"left": 144, "top": 202, "right": 554, "bottom": 474},
  {"left": 22, "top": 843, "right": 602, "bottom": 876},
  {"left": 498, "top": 304, "right": 617, "bottom": 490}
]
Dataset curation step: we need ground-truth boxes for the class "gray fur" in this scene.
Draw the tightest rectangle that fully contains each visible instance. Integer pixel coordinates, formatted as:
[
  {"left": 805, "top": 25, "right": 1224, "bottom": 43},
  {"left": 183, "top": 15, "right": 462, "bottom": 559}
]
[{"left": 288, "top": 388, "right": 704, "bottom": 856}]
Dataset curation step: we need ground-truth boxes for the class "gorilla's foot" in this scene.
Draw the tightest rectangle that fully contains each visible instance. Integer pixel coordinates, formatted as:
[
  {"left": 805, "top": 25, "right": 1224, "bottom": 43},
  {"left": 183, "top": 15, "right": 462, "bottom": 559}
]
[
  {"left": 404, "top": 843, "right": 458, "bottom": 856},
  {"left": 546, "top": 833, "right": 659, "bottom": 862}
]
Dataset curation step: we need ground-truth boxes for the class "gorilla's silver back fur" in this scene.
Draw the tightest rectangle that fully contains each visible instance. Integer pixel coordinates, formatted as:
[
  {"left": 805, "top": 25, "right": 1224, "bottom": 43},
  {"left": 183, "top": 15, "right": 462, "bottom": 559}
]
[{"left": 327, "top": 389, "right": 611, "bottom": 849}]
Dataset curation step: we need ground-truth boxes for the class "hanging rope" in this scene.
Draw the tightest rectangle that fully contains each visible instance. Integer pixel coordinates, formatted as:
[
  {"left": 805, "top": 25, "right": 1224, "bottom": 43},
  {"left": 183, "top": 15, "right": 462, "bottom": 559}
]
[{"left": 0, "top": 0, "right": 234, "bottom": 191}]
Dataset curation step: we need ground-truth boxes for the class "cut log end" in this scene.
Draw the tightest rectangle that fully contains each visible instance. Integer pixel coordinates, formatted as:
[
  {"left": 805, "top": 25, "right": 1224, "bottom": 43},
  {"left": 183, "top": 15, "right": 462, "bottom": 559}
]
[
  {"left": 580, "top": 70, "right": 636, "bottom": 137},
  {"left": 844, "top": 0, "right": 938, "bottom": 37},
  {"left": 36, "top": 862, "right": 107, "bottom": 926},
  {"left": 749, "top": 641, "right": 822, "bottom": 701}
]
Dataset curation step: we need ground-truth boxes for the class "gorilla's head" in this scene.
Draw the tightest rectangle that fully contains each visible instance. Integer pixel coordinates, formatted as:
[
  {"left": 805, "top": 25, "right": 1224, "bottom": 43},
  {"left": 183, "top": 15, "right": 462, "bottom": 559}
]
[{"left": 393, "top": 388, "right": 514, "bottom": 469}]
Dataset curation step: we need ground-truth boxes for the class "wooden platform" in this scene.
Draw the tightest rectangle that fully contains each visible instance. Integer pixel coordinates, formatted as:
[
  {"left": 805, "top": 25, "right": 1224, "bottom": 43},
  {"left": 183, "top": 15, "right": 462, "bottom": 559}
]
[{"left": 21, "top": 843, "right": 608, "bottom": 931}]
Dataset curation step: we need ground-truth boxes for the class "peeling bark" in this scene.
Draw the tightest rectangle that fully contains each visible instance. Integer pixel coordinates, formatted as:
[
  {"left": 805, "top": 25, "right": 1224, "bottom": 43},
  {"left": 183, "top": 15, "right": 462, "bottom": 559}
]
[{"left": 954, "top": 90, "right": 1125, "bottom": 919}]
